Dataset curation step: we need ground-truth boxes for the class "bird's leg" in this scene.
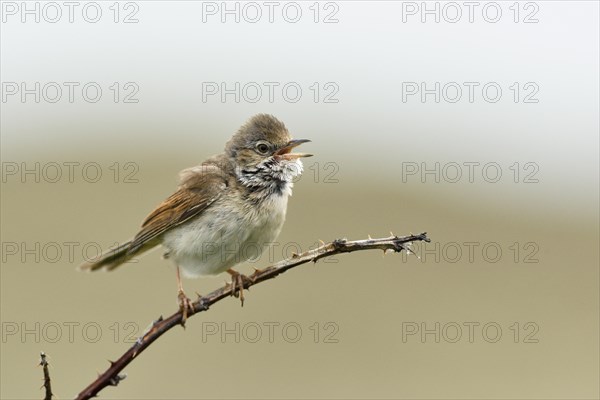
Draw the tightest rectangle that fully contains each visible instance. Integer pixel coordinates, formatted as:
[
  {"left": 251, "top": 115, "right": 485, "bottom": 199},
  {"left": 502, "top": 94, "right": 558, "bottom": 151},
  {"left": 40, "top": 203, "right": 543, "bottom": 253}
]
[
  {"left": 226, "top": 268, "right": 252, "bottom": 307},
  {"left": 176, "top": 266, "right": 194, "bottom": 326}
]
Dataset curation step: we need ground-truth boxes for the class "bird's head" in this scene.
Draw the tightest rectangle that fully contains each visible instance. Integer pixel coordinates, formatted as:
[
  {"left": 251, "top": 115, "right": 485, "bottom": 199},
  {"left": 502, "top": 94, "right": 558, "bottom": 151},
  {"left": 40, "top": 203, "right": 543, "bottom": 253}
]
[{"left": 226, "top": 114, "right": 312, "bottom": 188}]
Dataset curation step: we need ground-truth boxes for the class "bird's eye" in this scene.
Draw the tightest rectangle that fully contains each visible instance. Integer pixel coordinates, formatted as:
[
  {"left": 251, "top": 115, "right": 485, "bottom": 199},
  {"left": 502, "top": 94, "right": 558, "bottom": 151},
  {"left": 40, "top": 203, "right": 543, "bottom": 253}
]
[{"left": 255, "top": 141, "right": 270, "bottom": 155}]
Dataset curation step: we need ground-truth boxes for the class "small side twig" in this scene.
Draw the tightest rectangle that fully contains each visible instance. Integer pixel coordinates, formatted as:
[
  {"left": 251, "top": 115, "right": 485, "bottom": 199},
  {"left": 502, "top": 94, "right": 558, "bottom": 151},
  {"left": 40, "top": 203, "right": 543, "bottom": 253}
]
[
  {"left": 39, "top": 352, "right": 53, "bottom": 400},
  {"left": 75, "top": 232, "right": 430, "bottom": 400}
]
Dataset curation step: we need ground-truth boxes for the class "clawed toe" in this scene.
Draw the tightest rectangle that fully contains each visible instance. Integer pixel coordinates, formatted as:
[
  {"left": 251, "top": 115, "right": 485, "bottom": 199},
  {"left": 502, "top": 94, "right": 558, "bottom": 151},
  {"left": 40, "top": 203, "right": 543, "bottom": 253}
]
[
  {"left": 226, "top": 269, "right": 253, "bottom": 307},
  {"left": 178, "top": 290, "right": 195, "bottom": 326}
]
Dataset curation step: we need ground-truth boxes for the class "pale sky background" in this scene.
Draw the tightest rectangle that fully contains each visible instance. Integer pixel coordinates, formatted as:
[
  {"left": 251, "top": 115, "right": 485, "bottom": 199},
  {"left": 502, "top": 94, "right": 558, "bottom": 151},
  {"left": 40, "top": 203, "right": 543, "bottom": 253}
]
[{"left": 2, "top": 1, "right": 598, "bottom": 219}]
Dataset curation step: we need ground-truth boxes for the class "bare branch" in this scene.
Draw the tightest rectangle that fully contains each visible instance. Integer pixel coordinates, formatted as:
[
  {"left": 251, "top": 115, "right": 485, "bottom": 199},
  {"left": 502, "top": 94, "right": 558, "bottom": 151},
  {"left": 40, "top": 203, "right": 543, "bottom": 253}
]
[
  {"left": 75, "top": 232, "right": 430, "bottom": 400},
  {"left": 39, "top": 352, "right": 53, "bottom": 400}
]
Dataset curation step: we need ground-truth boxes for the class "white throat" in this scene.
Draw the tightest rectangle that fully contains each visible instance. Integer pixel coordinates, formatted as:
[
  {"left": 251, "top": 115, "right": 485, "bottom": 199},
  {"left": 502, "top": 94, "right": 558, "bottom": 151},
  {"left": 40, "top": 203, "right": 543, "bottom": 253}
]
[{"left": 235, "top": 158, "right": 303, "bottom": 196}]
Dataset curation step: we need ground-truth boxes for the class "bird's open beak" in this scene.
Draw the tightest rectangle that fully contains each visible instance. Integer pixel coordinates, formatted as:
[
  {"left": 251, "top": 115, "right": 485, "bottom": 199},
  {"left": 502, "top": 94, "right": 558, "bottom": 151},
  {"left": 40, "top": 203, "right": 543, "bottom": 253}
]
[{"left": 275, "top": 139, "right": 313, "bottom": 160}]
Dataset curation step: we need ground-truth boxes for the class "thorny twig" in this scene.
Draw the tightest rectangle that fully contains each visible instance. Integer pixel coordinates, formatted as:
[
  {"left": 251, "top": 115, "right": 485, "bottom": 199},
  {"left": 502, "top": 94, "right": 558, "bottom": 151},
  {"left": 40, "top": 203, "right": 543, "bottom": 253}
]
[
  {"left": 39, "top": 352, "right": 53, "bottom": 400},
  {"left": 75, "top": 232, "right": 430, "bottom": 400}
]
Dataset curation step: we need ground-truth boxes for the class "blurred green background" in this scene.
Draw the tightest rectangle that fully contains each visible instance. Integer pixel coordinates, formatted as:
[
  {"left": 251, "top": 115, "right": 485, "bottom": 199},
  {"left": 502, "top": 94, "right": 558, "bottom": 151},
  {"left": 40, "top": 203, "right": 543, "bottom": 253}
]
[{"left": 1, "top": 1, "right": 598, "bottom": 399}]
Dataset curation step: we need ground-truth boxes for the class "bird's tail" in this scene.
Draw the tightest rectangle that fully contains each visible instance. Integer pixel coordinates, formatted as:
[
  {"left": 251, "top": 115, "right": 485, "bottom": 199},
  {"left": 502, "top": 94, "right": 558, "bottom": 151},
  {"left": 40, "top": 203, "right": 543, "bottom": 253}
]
[{"left": 77, "top": 240, "right": 151, "bottom": 272}]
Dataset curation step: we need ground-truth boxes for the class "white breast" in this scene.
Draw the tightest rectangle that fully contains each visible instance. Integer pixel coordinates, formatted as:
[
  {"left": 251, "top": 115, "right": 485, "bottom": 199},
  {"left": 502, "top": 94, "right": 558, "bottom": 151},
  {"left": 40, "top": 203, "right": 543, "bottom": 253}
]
[{"left": 162, "top": 191, "right": 290, "bottom": 278}]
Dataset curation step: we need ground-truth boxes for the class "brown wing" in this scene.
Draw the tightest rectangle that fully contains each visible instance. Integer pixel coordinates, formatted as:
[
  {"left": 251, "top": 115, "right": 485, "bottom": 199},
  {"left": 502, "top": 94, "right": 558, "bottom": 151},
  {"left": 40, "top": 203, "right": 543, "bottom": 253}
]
[{"left": 127, "top": 165, "right": 227, "bottom": 254}]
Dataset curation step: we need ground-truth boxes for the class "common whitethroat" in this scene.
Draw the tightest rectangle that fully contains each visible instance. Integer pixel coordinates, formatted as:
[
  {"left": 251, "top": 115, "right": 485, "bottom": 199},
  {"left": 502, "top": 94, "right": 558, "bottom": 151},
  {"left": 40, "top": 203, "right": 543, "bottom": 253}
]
[{"left": 79, "top": 114, "right": 312, "bottom": 322}]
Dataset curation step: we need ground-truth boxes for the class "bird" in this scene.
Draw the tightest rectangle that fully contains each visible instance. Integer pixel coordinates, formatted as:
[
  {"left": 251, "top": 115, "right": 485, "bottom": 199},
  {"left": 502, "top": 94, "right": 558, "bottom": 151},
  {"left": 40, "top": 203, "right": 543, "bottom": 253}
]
[{"left": 78, "top": 114, "right": 312, "bottom": 323}]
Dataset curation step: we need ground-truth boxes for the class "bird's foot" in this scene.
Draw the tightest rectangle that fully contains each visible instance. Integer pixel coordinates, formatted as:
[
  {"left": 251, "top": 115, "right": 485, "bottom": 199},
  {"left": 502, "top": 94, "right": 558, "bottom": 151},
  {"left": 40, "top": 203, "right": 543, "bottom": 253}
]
[
  {"left": 177, "top": 290, "right": 195, "bottom": 326},
  {"left": 226, "top": 269, "right": 253, "bottom": 307}
]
